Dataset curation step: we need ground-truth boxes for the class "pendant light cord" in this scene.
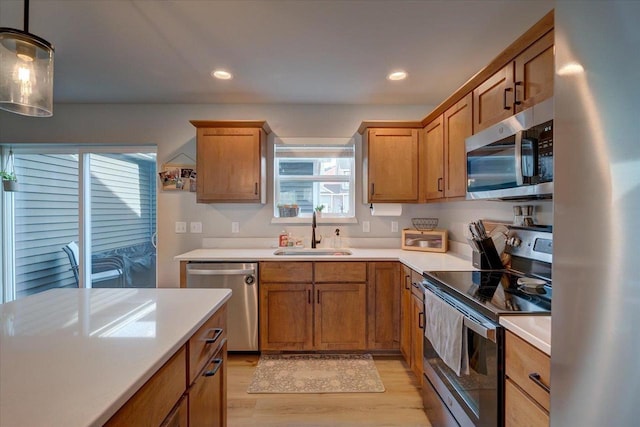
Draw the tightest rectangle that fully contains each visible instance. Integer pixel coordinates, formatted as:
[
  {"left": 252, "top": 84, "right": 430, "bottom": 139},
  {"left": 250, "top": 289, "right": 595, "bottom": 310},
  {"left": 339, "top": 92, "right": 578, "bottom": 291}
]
[{"left": 24, "top": 0, "right": 30, "bottom": 33}]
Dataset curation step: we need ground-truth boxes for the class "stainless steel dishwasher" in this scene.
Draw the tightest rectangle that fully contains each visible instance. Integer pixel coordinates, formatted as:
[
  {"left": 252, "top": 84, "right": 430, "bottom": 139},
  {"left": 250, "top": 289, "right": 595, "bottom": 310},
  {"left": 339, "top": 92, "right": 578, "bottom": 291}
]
[{"left": 186, "top": 262, "right": 258, "bottom": 351}]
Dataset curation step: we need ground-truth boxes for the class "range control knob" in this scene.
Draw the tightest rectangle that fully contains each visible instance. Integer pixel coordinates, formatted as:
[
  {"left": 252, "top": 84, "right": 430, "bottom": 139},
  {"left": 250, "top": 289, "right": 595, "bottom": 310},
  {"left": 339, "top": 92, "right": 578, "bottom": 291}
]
[
  {"left": 245, "top": 275, "right": 255, "bottom": 285},
  {"left": 507, "top": 236, "right": 522, "bottom": 247}
]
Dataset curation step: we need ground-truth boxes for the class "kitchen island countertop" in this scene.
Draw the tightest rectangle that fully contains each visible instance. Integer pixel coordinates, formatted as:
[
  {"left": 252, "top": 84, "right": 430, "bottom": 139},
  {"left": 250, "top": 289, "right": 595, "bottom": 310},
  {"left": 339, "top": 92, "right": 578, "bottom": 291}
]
[{"left": 0, "top": 288, "right": 231, "bottom": 427}]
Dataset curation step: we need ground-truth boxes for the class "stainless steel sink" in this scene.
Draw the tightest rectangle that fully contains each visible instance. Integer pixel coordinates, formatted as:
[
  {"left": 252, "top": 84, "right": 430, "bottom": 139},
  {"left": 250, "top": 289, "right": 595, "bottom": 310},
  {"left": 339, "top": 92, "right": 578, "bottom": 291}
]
[{"left": 273, "top": 248, "right": 352, "bottom": 256}]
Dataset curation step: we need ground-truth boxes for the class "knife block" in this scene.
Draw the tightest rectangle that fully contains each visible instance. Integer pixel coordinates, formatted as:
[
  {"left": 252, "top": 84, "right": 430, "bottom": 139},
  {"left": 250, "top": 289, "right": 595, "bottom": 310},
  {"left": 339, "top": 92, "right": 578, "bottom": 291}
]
[{"left": 471, "top": 237, "right": 504, "bottom": 270}]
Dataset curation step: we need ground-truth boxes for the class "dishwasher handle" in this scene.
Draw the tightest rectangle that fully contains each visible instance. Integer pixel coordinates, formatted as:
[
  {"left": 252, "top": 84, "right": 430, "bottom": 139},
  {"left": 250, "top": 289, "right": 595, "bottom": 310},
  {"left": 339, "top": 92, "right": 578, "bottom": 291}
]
[{"left": 187, "top": 267, "right": 256, "bottom": 276}]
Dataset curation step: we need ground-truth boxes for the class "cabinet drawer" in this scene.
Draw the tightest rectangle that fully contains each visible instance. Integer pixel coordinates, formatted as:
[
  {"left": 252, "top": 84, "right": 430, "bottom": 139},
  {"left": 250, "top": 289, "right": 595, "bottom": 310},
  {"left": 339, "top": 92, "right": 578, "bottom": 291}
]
[
  {"left": 505, "top": 331, "right": 550, "bottom": 411},
  {"left": 260, "top": 261, "right": 313, "bottom": 282},
  {"left": 188, "top": 305, "right": 227, "bottom": 385},
  {"left": 105, "top": 346, "right": 187, "bottom": 427},
  {"left": 315, "top": 262, "right": 367, "bottom": 282},
  {"left": 410, "top": 270, "right": 424, "bottom": 301},
  {"left": 505, "top": 379, "right": 549, "bottom": 427}
]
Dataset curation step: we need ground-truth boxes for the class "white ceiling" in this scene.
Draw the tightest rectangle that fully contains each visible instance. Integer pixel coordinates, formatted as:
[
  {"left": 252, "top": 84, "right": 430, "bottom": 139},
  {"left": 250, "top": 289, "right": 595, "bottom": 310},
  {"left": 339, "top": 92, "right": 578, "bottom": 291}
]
[{"left": 0, "top": 0, "right": 554, "bottom": 105}]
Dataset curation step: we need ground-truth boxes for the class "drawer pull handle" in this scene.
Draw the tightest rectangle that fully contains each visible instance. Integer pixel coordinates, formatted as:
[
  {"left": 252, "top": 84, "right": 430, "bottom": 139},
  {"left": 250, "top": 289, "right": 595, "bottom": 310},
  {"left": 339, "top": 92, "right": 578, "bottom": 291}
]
[
  {"left": 528, "top": 372, "right": 550, "bottom": 393},
  {"left": 503, "top": 87, "right": 513, "bottom": 110},
  {"left": 404, "top": 274, "right": 411, "bottom": 290},
  {"left": 205, "top": 328, "right": 224, "bottom": 344},
  {"left": 514, "top": 81, "right": 523, "bottom": 106},
  {"left": 203, "top": 358, "right": 223, "bottom": 377}
]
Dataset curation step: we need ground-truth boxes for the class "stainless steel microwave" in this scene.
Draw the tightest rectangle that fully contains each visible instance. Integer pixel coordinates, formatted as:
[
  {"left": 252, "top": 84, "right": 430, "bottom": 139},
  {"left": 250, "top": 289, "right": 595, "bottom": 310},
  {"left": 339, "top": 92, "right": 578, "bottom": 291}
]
[{"left": 466, "top": 97, "right": 554, "bottom": 200}]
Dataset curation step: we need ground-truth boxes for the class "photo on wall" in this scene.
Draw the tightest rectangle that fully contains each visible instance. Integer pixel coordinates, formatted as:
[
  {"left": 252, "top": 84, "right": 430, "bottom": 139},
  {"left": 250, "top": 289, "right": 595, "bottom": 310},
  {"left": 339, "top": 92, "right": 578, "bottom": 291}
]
[{"left": 159, "top": 163, "right": 196, "bottom": 192}]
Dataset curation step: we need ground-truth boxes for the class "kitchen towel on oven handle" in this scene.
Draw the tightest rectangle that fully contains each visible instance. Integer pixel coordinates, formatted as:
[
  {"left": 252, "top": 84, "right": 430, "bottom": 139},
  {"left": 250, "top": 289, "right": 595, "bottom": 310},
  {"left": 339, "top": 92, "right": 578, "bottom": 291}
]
[{"left": 424, "top": 290, "right": 469, "bottom": 376}]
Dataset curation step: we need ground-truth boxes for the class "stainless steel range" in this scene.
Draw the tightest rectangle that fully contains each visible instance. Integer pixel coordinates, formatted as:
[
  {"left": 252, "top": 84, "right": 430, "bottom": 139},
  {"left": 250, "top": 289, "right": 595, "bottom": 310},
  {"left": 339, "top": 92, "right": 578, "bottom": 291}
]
[{"left": 421, "top": 226, "right": 552, "bottom": 427}]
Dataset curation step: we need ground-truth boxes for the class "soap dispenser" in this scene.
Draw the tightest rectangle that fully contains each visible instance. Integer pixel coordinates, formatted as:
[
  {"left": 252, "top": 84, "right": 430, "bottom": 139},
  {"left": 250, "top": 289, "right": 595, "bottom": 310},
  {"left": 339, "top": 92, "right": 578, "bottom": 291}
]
[{"left": 333, "top": 228, "right": 342, "bottom": 249}]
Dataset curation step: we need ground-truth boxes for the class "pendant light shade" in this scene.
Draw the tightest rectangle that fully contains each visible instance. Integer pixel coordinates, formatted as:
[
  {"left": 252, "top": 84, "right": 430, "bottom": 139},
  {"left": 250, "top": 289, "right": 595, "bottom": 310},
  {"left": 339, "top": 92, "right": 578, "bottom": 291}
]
[{"left": 0, "top": 0, "right": 54, "bottom": 117}]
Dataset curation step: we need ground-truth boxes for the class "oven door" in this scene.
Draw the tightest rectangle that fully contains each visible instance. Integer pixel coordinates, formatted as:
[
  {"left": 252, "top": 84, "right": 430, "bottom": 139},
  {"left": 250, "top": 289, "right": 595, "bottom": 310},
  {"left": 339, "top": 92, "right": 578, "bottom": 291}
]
[{"left": 422, "top": 286, "right": 504, "bottom": 427}]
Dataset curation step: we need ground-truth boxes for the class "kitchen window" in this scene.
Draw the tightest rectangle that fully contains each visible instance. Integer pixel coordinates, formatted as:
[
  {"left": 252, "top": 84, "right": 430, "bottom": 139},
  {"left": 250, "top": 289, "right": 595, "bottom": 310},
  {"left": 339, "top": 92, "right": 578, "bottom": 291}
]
[{"left": 273, "top": 141, "right": 355, "bottom": 221}]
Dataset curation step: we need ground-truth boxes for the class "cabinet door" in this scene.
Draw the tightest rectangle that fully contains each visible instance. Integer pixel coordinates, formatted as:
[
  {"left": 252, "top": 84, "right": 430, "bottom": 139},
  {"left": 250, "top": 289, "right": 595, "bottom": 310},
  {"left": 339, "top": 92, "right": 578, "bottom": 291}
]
[
  {"left": 424, "top": 116, "right": 445, "bottom": 201},
  {"left": 365, "top": 128, "right": 420, "bottom": 202},
  {"left": 367, "top": 262, "right": 400, "bottom": 349},
  {"left": 514, "top": 30, "right": 554, "bottom": 112},
  {"left": 400, "top": 265, "right": 413, "bottom": 363},
  {"left": 444, "top": 93, "right": 473, "bottom": 198},
  {"left": 259, "top": 283, "right": 313, "bottom": 351},
  {"left": 105, "top": 346, "right": 187, "bottom": 427},
  {"left": 196, "top": 127, "right": 264, "bottom": 203},
  {"left": 411, "top": 293, "right": 424, "bottom": 384},
  {"left": 160, "top": 396, "right": 188, "bottom": 427},
  {"left": 473, "top": 64, "right": 514, "bottom": 133},
  {"left": 314, "top": 283, "right": 367, "bottom": 350},
  {"left": 188, "top": 343, "right": 226, "bottom": 427},
  {"left": 505, "top": 379, "right": 549, "bottom": 427}
]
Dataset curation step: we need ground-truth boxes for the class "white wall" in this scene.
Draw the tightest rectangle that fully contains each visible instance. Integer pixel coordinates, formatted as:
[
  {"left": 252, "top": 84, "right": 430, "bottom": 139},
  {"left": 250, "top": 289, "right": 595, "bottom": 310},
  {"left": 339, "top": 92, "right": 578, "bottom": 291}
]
[{"left": 0, "top": 103, "right": 552, "bottom": 287}]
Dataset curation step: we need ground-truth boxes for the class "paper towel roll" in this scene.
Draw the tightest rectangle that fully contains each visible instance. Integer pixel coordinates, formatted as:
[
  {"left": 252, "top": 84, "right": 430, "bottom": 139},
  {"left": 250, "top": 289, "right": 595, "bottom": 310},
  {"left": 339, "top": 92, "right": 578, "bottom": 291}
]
[{"left": 370, "top": 203, "right": 402, "bottom": 216}]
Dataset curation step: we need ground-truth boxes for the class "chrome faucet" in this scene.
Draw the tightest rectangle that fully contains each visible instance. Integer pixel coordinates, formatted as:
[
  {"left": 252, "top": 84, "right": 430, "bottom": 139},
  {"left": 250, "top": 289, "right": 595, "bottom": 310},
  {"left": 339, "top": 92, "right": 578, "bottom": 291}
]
[{"left": 311, "top": 211, "right": 322, "bottom": 248}]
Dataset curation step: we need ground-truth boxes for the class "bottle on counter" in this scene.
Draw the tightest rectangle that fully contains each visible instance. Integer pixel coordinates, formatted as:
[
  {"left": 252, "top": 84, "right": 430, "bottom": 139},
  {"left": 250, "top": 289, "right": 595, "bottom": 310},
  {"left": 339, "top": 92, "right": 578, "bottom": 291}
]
[
  {"left": 279, "top": 230, "right": 288, "bottom": 247},
  {"left": 333, "top": 228, "right": 342, "bottom": 249}
]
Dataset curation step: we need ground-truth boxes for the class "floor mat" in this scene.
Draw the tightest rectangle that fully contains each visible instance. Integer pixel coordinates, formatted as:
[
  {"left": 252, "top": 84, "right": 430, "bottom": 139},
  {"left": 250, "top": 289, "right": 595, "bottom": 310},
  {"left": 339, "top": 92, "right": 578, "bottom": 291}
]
[{"left": 247, "top": 353, "right": 385, "bottom": 394}]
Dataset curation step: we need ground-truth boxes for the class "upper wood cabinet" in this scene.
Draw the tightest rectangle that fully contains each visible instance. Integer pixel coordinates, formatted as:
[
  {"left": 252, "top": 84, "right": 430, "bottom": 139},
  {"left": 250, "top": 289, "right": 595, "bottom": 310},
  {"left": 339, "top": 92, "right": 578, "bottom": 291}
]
[
  {"left": 443, "top": 93, "right": 473, "bottom": 199},
  {"left": 474, "top": 30, "right": 554, "bottom": 132},
  {"left": 424, "top": 115, "right": 445, "bottom": 201},
  {"left": 514, "top": 30, "right": 554, "bottom": 112},
  {"left": 362, "top": 126, "right": 422, "bottom": 203},
  {"left": 190, "top": 121, "right": 270, "bottom": 203}
]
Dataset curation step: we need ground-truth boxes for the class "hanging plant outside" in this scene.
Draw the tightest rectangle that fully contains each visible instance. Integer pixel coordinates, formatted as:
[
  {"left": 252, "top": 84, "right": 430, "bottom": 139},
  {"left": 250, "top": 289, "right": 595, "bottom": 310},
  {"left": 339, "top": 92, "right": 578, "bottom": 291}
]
[{"left": 2, "top": 149, "right": 18, "bottom": 192}]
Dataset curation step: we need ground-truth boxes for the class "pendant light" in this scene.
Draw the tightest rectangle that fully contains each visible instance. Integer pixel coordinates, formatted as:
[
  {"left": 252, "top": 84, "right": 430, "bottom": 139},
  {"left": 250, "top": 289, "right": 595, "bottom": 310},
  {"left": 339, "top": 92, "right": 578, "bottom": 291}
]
[{"left": 0, "top": 0, "right": 54, "bottom": 117}]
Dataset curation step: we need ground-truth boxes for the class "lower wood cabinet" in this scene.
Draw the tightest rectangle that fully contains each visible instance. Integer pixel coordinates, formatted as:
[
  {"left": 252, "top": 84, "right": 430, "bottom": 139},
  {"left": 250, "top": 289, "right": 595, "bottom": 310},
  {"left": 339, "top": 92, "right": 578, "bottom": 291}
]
[
  {"left": 400, "top": 266, "right": 425, "bottom": 384},
  {"left": 400, "top": 265, "right": 413, "bottom": 361},
  {"left": 105, "top": 304, "right": 228, "bottom": 427},
  {"left": 314, "top": 282, "right": 367, "bottom": 349},
  {"left": 161, "top": 396, "right": 188, "bottom": 427},
  {"left": 367, "top": 262, "right": 400, "bottom": 350},
  {"left": 187, "top": 341, "right": 227, "bottom": 427},
  {"left": 410, "top": 291, "right": 424, "bottom": 385},
  {"left": 259, "top": 261, "right": 397, "bottom": 352},
  {"left": 505, "top": 330, "right": 550, "bottom": 427},
  {"left": 259, "top": 282, "right": 315, "bottom": 350}
]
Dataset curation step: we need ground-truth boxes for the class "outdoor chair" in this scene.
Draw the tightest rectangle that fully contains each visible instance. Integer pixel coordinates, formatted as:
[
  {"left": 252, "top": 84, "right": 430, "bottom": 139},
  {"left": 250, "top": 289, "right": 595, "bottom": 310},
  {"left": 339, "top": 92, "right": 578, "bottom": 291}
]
[{"left": 62, "top": 242, "right": 125, "bottom": 287}]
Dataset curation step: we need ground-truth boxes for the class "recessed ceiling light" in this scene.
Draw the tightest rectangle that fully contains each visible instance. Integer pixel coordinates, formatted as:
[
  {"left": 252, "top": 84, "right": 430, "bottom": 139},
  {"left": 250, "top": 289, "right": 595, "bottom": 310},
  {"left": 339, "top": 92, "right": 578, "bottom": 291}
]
[
  {"left": 558, "top": 62, "right": 584, "bottom": 76},
  {"left": 211, "top": 69, "right": 233, "bottom": 80},
  {"left": 387, "top": 70, "right": 407, "bottom": 81}
]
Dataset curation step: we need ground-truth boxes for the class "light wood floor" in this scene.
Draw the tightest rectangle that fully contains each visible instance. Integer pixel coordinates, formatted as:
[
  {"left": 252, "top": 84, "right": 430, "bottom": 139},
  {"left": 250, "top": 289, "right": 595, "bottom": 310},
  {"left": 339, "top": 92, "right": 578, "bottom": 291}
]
[{"left": 227, "top": 354, "right": 432, "bottom": 427}]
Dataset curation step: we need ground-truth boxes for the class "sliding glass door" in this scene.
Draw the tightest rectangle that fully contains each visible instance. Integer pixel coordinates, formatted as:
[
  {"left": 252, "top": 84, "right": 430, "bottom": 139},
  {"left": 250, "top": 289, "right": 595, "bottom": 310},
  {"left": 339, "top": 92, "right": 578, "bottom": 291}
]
[{"left": 1, "top": 146, "right": 157, "bottom": 301}]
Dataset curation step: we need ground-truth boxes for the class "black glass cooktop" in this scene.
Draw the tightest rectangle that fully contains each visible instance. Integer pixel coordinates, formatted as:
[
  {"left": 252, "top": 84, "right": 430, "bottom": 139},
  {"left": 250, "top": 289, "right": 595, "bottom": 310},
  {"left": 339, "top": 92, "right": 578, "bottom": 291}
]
[{"left": 423, "top": 270, "right": 551, "bottom": 321}]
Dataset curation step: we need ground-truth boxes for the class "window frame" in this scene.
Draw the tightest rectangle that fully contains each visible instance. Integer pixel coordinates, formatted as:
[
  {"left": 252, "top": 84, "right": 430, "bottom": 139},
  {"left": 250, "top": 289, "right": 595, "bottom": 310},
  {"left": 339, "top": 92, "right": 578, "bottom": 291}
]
[
  {"left": 0, "top": 144, "right": 157, "bottom": 302},
  {"left": 272, "top": 138, "right": 357, "bottom": 224}
]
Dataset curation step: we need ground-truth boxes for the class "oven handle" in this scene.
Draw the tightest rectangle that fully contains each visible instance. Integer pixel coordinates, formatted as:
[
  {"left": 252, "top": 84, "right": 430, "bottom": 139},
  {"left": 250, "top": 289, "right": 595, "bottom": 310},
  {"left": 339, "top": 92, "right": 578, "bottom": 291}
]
[
  {"left": 515, "top": 131, "right": 524, "bottom": 186},
  {"left": 423, "top": 282, "right": 498, "bottom": 343},
  {"left": 463, "top": 316, "right": 496, "bottom": 343}
]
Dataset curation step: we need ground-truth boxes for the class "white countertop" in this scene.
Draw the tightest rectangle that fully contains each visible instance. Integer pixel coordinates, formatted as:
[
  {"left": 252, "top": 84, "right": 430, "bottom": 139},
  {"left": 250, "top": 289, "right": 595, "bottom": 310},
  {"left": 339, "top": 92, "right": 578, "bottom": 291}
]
[
  {"left": 500, "top": 315, "right": 551, "bottom": 355},
  {"left": 0, "top": 288, "right": 231, "bottom": 427},
  {"left": 174, "top": 247, "right": 474, "bottom": 274}
]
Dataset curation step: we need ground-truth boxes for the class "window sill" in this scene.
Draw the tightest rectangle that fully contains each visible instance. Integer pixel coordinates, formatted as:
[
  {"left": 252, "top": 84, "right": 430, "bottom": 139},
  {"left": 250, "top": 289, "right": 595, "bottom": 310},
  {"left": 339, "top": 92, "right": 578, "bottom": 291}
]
[{"left": 271, "top": 216, "right": 358, "bottom": 225}]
